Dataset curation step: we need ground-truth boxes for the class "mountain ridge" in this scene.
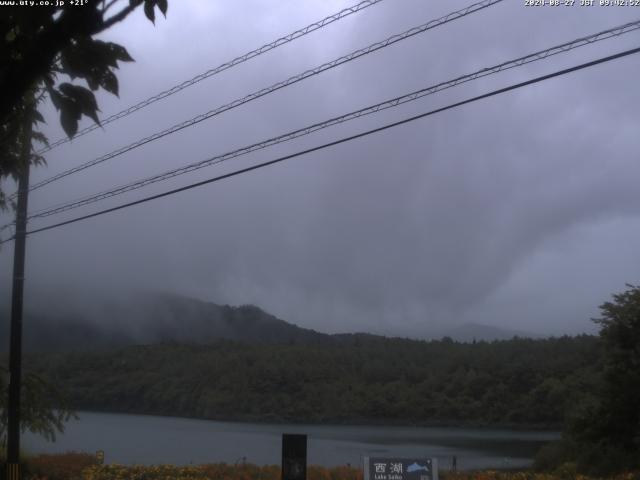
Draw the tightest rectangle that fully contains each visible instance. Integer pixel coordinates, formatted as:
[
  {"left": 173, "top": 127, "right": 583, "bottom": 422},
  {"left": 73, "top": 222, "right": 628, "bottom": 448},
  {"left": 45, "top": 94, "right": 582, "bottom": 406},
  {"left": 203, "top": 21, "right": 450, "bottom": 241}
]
[{"left": 0, "top": 292, "right": 540, "bottom": 353}]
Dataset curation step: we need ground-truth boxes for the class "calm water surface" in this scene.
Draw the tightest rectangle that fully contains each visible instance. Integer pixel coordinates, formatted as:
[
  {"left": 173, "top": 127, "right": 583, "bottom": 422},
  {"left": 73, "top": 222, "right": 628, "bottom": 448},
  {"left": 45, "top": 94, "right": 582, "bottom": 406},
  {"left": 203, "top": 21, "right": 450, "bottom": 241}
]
[{"left": 23, "top": 412, "right": 559, "bottom": 470}]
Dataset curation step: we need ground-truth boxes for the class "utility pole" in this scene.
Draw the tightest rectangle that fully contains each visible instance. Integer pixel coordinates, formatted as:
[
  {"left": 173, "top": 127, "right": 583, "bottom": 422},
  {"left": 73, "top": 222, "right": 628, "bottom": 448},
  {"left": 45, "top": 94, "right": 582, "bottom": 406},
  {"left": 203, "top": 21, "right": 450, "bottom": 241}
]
[{"left": 5, "top": 110, "right": 32, "bottom": 480}]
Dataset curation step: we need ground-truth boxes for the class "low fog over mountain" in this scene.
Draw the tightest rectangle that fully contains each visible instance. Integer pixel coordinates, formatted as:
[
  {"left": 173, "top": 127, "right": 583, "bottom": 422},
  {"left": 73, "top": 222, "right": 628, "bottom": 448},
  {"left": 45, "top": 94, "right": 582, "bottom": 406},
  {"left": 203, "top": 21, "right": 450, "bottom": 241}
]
[
  {"left": 0, "top": 288, "right": 540, "bottom": 353},
  {"left": 1, "top": 0, "right": 636, "bottom": 341}
]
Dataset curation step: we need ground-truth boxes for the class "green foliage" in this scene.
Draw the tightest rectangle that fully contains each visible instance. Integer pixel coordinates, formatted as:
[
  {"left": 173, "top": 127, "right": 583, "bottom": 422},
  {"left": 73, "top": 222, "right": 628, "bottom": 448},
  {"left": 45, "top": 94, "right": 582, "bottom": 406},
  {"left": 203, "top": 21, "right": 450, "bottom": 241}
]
[
  {"left": 0, "top": 364, "right": 77, "bottom": 445},
  {"left": 592, "top": 284, "right": 640, "bottom": 450},
  {"left": 26, "top": 335, "right": 601, "bottom": 428},
  {"left": 533, "top": 440, "right": 577, "bottom": 473},
  {"left": 539, "top": 284, "right": 640, "bottom": 476},
  {"left": 0, "top": 0, "right": 168, "bottom": 208},
  {"left": 0, "top": 94, "right": 48, "bottom": 214}
]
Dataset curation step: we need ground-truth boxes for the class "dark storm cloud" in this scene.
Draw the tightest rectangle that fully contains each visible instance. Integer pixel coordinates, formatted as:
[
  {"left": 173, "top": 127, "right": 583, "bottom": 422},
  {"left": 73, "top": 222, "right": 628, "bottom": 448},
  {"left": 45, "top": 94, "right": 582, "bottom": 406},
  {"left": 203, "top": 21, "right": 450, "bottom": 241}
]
[{"left": 2, "top": 0, "right": 640, "bottom": 336}]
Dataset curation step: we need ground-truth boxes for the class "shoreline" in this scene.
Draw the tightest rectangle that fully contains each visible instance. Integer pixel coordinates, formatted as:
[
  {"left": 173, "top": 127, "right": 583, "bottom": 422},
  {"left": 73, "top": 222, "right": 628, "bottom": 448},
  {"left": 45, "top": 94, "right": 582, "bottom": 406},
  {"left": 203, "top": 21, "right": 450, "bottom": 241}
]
[{"left": 68, "top": 407, "right": 563, "bottom": 434}]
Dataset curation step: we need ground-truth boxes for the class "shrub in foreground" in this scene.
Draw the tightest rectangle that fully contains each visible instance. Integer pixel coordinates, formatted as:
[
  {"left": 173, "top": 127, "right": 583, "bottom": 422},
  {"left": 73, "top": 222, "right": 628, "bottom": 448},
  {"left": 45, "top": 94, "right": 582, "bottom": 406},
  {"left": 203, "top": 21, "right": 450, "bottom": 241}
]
[
  {"left": 25, "top": 452, "right": 99, "bottom": 480},
  {"left": 81, "top": 464, "right": 363, "bottom": 480}
]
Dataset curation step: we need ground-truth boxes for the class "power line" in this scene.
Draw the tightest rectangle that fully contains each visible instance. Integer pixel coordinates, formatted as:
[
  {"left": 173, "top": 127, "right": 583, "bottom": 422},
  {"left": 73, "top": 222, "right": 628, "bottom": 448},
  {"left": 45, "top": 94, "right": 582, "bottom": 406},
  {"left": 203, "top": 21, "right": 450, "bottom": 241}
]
[
  {"left": 24, "top": 0, "right": 504, "bottom": 195},
  {"left": 1, "top": 45, "right": 636, "bottom": 244},
  {"left": 36, "top": 0, "right": 387, "bottom": 155},
  {"left": 22, "top": 19, "right": 640, "bottom": 221}
]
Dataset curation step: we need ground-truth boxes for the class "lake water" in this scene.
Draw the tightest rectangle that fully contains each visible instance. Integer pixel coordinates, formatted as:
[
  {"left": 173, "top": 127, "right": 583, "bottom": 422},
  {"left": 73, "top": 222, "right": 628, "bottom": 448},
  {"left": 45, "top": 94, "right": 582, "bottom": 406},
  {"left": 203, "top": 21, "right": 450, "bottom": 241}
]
[{"left": 23, "top": 412, "right": 558, "bottom": 470}]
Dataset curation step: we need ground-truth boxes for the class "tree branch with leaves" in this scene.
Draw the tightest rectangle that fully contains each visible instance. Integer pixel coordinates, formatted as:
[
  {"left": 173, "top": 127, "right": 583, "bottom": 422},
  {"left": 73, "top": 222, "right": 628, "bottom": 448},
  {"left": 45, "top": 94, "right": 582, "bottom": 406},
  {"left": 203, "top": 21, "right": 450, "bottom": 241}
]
[
  {"left": 0, "top": 0, "right": 168, "bottom": 209},
  {"left": 0, "top": 365, "right": 77, "bottom": 448}
]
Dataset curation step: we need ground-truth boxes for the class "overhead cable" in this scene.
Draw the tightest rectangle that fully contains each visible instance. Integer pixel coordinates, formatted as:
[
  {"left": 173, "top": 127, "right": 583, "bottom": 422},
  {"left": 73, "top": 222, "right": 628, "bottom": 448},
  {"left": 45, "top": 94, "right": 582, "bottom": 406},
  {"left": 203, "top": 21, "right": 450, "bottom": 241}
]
[
  {"left": 0, "top": 45, "right": 635, "bottom": 244},
  {"left": 24, "top": 0, "right": 504, "bottom": 194},
  {"left": 36, "top": 0, "right": 387, "bottom": 154},
  {"left": 23, "top": 19, "right": 640, "bottom": 221}
]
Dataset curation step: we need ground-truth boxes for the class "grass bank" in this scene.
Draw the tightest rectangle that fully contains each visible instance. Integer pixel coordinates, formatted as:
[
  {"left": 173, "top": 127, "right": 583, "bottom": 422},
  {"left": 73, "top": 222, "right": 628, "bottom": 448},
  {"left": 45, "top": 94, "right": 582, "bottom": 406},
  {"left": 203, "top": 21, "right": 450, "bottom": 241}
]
[{"left": 19, "top": 453, "right": 640, "bottom": 480}]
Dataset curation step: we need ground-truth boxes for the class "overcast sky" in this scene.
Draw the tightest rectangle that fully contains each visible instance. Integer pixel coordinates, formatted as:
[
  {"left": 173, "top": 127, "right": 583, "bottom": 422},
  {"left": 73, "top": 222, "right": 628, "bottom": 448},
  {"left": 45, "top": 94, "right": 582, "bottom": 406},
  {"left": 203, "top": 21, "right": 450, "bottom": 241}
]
[{"left": 1, "top": 0, "right": 640, "bottom": 337}]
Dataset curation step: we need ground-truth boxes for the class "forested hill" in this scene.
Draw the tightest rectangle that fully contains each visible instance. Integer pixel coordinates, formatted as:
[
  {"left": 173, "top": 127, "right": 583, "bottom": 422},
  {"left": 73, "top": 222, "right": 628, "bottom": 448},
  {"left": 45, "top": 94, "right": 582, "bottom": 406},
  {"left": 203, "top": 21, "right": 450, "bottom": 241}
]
[
  {"left": 0, "top": 293, "right": 330, "bottom": 352},
  {"left": 0, "top": 292, "right": 537, "bottom": 352},
  {"left": 27, "top": 334, "right": 602, "bottom": 428}
]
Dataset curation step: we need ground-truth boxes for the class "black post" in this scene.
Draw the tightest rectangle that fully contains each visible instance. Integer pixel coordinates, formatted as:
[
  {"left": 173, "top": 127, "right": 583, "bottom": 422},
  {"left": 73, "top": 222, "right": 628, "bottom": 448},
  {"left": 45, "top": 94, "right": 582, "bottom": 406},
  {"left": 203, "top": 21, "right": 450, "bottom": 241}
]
[
  {"left": 5, "top": 114, "right": 32, "bottom": 480},
  {"left": 282, "top": 434, "right": 307, "bottom": 480}
]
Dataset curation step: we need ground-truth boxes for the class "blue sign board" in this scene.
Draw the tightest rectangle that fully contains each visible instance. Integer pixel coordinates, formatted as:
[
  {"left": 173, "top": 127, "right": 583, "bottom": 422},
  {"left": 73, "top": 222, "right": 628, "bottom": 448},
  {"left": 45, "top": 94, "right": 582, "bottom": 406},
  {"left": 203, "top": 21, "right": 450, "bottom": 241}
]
[{"left": 364, "top": 457, "right": 438, "bottom": 480}]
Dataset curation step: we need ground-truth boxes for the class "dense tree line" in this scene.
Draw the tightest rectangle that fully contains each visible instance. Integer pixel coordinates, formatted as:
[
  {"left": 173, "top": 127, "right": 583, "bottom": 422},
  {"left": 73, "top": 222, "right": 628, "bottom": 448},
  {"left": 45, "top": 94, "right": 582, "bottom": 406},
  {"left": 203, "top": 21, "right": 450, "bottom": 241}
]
[
  {"left": 535, "top": 285, "right": 640, "bottom": 476},
  {"left": 24, "top": 335, "right": 601, "bottom": 428}
]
